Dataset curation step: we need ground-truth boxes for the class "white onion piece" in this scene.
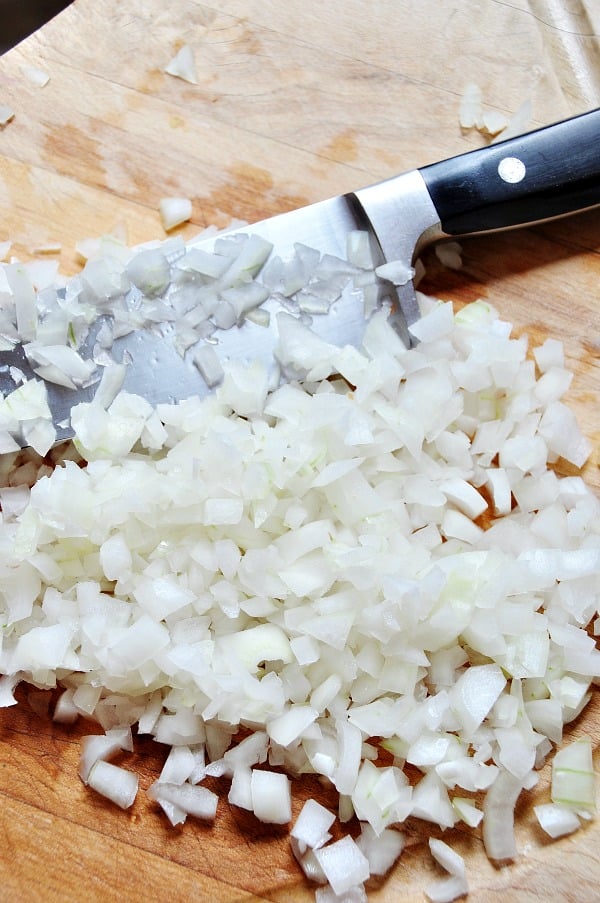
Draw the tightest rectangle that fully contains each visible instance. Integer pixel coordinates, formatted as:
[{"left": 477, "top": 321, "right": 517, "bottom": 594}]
[
  {"left": 25, "top": 343, "right": 96, "bottom": 389},
  {"left": 224, "top": 732, "right": 269, "bottom": 770},
  {"left": 148, "top": 781, "right": 218, "bottom": 822},
  {"left": 165, "top": 45, "right": 199, "bottom": 84},
  {"left": 459, "top": 82, "right": 483, "bottom": 129},
  {"left": 0, "top": 105, "right": 15, "bottom": 125},
  {"left": 429, "top": 838, "right": 466, "bottom": 878},
  {"left": 21, "top": 418, "right": 56, "bottom": 456},
  {"left": 482, "top": 768, "right": 523, "bottom": 862},
  {"left": 0, "top": 674, "right": 20, "bottom": 707},
  {"left": 87, "top": 760, "right": 138, "bottom": 809},
  {"left": 347, "top": 230, "right": 378, "bottom": 270},
  {"left": 268, "top": 704, "right": 319, "bottom": 747},
  {"left": 223, "top": 623, "right": 293, "bottom": 673},
  {"left": 52, "top": 688, "right": 79, "bottom": 724},
  {"left": 126, "top": 248, "right": 170, "bottom": 296},
  {"left": 6, "top": 263, "right": 37, "bottom": 341},
  {"left": 434, "top": 241, "right": 463, "bottom": 270},
  {"left": 375, "top": 260, "right": 415, "bottom": 285},
  {"left": 534, "top": 803, "right": 581, "bottom": 839},
  {"left": 158, "top": 745, "right": 197, "bottom": 785},
  {"left": 21, "top": 65, "right": 50, "bottom": 87},
  {"left": 314, "top": 836, "right": 370, "bottom": 897},
  {"left": 440, "top": 477, "right": 487, "bottom": 519},
  {"left": 93, "top": 363, "right": 127, "bottom": 411},
  {"left": 481, "top": 109, "right": 509, "bottom": 136},
  {"left": 0, "top": 484, "right": 30, "bottom": 519},
  {"left": 452, "top": 797, "right": 483, "bottom": 827},
  {"left": 291, "top": 799, "right": 336, "bottom": 853},
  {"left": 250, "top": 770, "right": 292, "bottom": 824},
  {"left": 356, "top": 823, "right": 405, "bottom": 876},
  {"left": 315, "top": 885, "right": 367, "bottom": 903},
  {"left": 426, "top": 839, "right": 469, "bottom": 903},
  {"left": 534, "top": 338, "right": 564, "bottom": 372},
  {"left": 425, "top": 874, "right": 470, "bottom": 903},
  {"left": 551, "top": 737, "right": 596, "bottom": 816},
  {"left": 159, "top": 197, "right": 192, "bottom": 232},
  {"left": 79, "top": 727, "right": 133, "bottom": 783},
  {"left": 228, "top": 767, "right": 253, "bottom": 810},
  {"left": 193, "top": 344, "right": 224, "bottom": 388}
]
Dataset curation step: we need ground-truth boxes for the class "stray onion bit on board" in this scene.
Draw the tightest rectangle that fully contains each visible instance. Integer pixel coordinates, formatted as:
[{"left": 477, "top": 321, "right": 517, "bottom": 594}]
[
  {"left": 164, "top": 44, "right": 199, "bottom": 85},
  {"left": 0, "top": 225, "right": 599, "bottom": 901},
  {"left": 159, "top": 196, "right": 193, "bottom": 231},
  {"left": 21, "top": 65, "right": 50, "bottom": 88},
  {"left": 0, "top": 104, "right": 15, "bottom": 126},
  {"left": 459, "top": 83, "right": 532, "bottom": 143}
]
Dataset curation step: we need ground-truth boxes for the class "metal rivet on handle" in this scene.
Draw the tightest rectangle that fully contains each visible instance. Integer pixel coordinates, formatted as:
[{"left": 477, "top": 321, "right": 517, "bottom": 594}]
[{"left": 498, "top": 156, "right": 526, "bottom": 184}]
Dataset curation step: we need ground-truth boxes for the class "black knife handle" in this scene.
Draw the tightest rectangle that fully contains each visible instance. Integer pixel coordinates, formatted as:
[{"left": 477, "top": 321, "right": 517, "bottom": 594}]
[{"left": 419, "top": 109, "right": 600, "bottom": 236}]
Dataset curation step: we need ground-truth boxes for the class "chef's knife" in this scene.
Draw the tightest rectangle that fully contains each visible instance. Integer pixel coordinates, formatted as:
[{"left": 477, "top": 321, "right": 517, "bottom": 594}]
[{"left": 1, "top": 109, "right": 599, "bottom": 447}]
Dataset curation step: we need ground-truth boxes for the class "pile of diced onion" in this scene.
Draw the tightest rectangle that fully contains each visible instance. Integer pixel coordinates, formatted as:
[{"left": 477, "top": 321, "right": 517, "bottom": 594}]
[{"left": 0, "top": 226, "right": 599, "bottom": 903}]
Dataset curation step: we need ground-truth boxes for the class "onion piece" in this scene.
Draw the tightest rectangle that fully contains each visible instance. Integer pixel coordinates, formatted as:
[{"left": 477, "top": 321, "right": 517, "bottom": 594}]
[
  {"left": 459, "top": 82, "right": 483, "bottom": 129},
  {"left": 21, "top": 65, "right": 50, "bottom": 87},
  {"left": 159, "top": 197, "right": 193, "bottom": 232},
  {"left": 158, "top": 745, "right": 197, "bottom": 785},
  {"left": 482, "top": 768, "right": 523, "bottom": 862},
  {"left": 315, "top": 884, "right": 367, "bottom": 903},
  {"left": 126, "top": 248, "right": 171, "bottom": 296},
  {"left": 228, "top": 767, "right": 253, "bottom": 810},
  {"left": 314, "top": 836, "right": 370, "bottom": 897},
  {"left": 87, "top": 760, "right": 138, "bottom": 809},
  {"left": 356, "top": 823, "right": 405, "bottom": 876},
  {"left": 147, "top": 781, "right": 218, "bottom": 822},
  {"left": 0, "top": 674, "right": 20, "bottom": 707},
  {"left": 250, "top": 770, "right": 292, "bottom": 824},
  {"left": 79, "top": 727, "right": 133, "bottom": 783},
  {"left": 291, "top": 798, "right": 336, "bottom": 853},
  {"left": 481, "top": 110, "right": 509, "bottom": 136},
  {"left": 534, "top": 803, "right": 581, "bottom": 839},
  {"left": 164, "top": 44, "right": 199, "bottom": 84},
  {"left": 6, "top": 263, "right": 37, "bottom": 341},
  {"left": 375, "top": 260, "right": 415, "bottom": 285},
  {"left": 0, "top": 105, "right": 15, "bottom": 125},
  {"left": 551, "top": 737, "right": 596, "bottom": 816},
  {"left": 435, "top": 241, "right": 463, "bottom": 270}
]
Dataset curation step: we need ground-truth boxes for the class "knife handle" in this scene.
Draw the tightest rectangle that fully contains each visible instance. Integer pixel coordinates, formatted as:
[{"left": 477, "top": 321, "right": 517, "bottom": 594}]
[{"left": 419, "top": 109, "right": 600, "bottom": 236}]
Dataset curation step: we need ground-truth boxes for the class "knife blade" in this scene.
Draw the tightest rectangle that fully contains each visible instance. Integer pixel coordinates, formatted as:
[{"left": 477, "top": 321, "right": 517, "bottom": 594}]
[{"left": 1, "top": 108, "right": 599, "bottom": 448}]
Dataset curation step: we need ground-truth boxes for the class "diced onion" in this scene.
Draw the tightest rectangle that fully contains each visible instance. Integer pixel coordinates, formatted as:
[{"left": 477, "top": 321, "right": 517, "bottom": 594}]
[
  {"left": 164, "top": 45, "right": 199, "bottom": 85},
  {"left": 87, "top": 760, "right": 138, "bottom": 809},
  {"left": 0, "top": 105, "right": 15, "bottom": 125},
  {"left": 534, "top": 803, "right": 581, "bottom": 839},
  {"left": 21, "top": 65, "right": 50, "bottom": 87},
  {"left": 483, "top": 769, "right": 523, "bottom": 862},
  {"left": 0, "top": 216, "right": 598, "bottom": 903},
  {"left": 551, "top": 737, "right": 596, "bottom": 816},
  {"left": 159, "top": 197, "right": 193, "bottom": 232},
  {"left": 314, "top": 836, "right": 370, "bottom": 897}
]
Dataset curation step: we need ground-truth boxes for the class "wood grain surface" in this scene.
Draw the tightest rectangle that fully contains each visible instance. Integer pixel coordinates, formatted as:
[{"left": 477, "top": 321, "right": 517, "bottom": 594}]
[{"left": 0, "top": 1, "right": 599, "bottom": 900}]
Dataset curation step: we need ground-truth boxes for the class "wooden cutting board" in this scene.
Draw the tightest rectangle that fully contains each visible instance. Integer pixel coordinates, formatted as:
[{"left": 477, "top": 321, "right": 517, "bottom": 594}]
[{"left": 0, "top": 2, "right": 599, "bottom": 900}]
